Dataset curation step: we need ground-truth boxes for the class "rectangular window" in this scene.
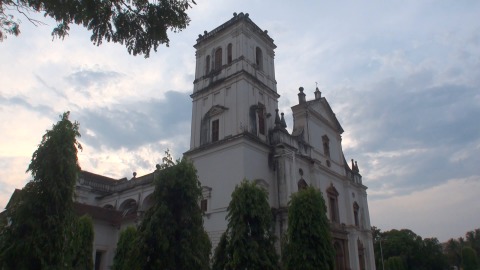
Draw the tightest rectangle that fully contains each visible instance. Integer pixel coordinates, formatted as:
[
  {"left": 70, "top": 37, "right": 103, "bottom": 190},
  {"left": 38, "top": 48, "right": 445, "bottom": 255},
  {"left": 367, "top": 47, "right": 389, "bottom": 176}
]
[
  {"left": 258, "top": 108, "right": 265, "bottom": 135},
  {"left": 329, "top": 197, "right": 337, "bottom": 222},
  {"left": 212, "top": 119, "right": 219, "bottom": 142},
  {"left": 201, "top": 199, "right": 208, "bottom": 212},
  {"left": 354, "top": 210, "right": 359, "bottom": 226}
]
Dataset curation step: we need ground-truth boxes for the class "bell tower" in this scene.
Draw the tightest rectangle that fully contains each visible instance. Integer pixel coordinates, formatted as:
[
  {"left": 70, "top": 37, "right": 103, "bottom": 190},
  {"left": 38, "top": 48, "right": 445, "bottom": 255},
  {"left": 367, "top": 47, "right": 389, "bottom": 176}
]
[
  {"left": 185, "top": 13, "right": 280, "bottom": 247},
  {"left": 189, "top": 12, "right": 279, "bottom": 150}
]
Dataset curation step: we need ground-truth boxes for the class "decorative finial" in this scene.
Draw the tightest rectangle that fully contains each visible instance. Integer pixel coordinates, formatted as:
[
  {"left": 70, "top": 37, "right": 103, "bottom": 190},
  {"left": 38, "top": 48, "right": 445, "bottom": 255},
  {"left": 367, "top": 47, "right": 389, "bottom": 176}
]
[
  {"left": 275, "top": 109, "right": 281, "bottom": 127},
  {"left": 298, "top": 87, "right": 306, "bottom": 104},
  {"left": 280, "top": 112, "right": 287, "bottom": 129}
]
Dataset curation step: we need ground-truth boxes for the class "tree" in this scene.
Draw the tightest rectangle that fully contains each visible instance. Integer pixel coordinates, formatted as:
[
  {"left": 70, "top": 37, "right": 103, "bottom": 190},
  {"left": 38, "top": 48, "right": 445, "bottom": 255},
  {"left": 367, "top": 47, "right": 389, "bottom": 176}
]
[
  {"left": 445, "top": 238, "right": 463, "bottom": 269},
  {"left": 1, "top": 0, "right": 196, "bottom": 57},
  {"left": 133, "top": 158, "right": 211, "bottom": 269},
  {"left": 112, "top": 226, "right": 140, "bottom": 270},
  {"left": 385, "top": 256, "right": 406, "bottom": 270},
  {"left": 212, "top": 180, "right": 279, "bottom": 270},
  {"left": 282, "top": 187, "right": 334, "bottom": 270},
  {"left": 70, "top": 215, "right": 94, "bottom": 270},
  {"left": 462, "top": 246, "right": 479, "bottom": 270},
  {"left": 0, "top": 112, "right": 82, "bottom": 269},
  {"left": 466, "top": 228, "right": 480, "bottom": 257},
  {"left": 421, "top": 237, "right": 447, "bottom": 270}
]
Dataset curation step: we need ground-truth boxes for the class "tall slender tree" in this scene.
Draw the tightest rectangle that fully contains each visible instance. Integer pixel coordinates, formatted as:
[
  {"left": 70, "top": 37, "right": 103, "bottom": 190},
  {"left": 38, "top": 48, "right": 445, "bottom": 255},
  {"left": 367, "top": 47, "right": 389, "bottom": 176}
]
[
  {"left": 212, "top": 180, "right": 279, "bottom": 270},
  {"left": 133, "top": 158, "right": 211, "bottom": 269},
  {"left": 0, "top": 112, "right": 82, "bottom": 269},
  {"left": 112, "top": 227, "right": 140, "bottom": 270},
  {"left": 282, "top": 186, "right": 334, "bottom": 270},
  {"left": 70, "top": 215, "right": 94, "bottom": 270}
]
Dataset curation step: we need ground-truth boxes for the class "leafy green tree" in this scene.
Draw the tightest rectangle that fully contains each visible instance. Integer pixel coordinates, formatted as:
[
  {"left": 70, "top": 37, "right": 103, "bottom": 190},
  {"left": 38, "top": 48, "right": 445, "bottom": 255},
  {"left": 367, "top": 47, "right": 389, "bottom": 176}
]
[
  {"left": 1, "top": 0, "right": 196, "bottom": 57},
  {"left": 445, "top": 238, "right": 463, "bottom": 269},
  {"left": 0, "top": 112, "right": 81, "bottom": 269},
  {"left": 211, "top": 232, "right": 228, "bottom": 270},
  {"left": 462, "top": 246, "right": 480, "bottom": 270},
  {"left": 212, "top": 180, "right": 279, "bottom": 270},
  {"left": 466, "top": 228, "right": 480, "bottom": 257},
  {"left": 282, "top": 187, "right": 334, "bottom": 270},
  {"left": 385, "top": 256, "right": 406, "bottom": 270},
  {"left": 133, "top": 158, "right": 211, "bottom": 269},
  {"left": 421, "top": 237, "right": 447, "bottom": 270},
  {"left": 70, "top": 215, "right": 94, "bottom": 270},
  {"left": 112, "top": 226, "right": 140, "bottom": 270}
]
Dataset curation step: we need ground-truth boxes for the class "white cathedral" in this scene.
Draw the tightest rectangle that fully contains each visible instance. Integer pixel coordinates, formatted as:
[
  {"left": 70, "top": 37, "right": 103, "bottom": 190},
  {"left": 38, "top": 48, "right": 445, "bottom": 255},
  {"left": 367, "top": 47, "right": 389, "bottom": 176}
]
[{"left": 68, "top": 12, "right": 375, "bottom": 270}]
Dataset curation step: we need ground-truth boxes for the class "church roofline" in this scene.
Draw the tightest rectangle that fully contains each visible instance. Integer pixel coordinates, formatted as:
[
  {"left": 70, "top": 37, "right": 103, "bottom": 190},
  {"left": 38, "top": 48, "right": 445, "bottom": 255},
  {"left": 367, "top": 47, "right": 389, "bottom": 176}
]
[
  {"left": 194, "top": 12, "right": 276, "bottom": 49},
  {"left": 291, "top": 96, "right": 345, "bottom": 134}
]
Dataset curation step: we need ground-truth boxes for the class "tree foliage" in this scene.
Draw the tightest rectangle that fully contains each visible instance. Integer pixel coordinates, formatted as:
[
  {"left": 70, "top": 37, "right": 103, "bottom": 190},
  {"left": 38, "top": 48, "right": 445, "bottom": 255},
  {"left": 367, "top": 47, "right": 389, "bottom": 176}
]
[
  {"left": 462, "top": 246, "right": 479, "bottom": 270},
  {"left": 282, "top": 187, "right": 334, "bottom": 270},
  {"left": 385, "top": 256, "right": 406, "bottom": 270},
  {"left": 112, "top": 226, "right": 140, "bottom": 270},
  {"left": 373, "top": 227, "right": 448, "bottom": 270},
  {"left": 1, "top": 0, "right": 196, "bottom": 57},
  {"left": 70, "top": 215, "right": 94, "bottom": 270},
  {"left": 0, "top": 112, "right": 81, "bottom": 269},
  {"left": 212, "top": 180, "right": 279, "bottom": 270},
  {"left": 131, "top": 158, "right": 211, "bottom": 269}
]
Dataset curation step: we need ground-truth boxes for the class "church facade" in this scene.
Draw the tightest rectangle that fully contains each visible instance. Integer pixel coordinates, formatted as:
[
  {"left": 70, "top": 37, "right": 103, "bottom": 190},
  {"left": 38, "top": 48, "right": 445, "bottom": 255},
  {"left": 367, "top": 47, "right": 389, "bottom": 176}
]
[
  {"left": 184, "top": 12, "right": 376, "bottom": 270},
  {"left": 5, "top": 13, "right": 375, "bottom": 270}
]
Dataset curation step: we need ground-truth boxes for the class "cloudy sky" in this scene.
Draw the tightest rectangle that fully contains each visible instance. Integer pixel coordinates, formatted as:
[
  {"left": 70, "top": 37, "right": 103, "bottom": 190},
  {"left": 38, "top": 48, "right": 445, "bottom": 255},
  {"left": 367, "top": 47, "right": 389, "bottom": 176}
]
[{"left": 1, "top": 1, "right": 479, "bottom": 242}]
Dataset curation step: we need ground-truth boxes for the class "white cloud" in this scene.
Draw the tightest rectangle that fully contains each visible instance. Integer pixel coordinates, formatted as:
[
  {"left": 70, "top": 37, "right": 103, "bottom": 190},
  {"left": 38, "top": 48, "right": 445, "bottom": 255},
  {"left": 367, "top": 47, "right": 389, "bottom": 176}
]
[
  {"left": 370, "top": 175, "right": 480, "bottom": 241},
  {"left": 1, "top": 0, "right": 480, "bottom": 243}
]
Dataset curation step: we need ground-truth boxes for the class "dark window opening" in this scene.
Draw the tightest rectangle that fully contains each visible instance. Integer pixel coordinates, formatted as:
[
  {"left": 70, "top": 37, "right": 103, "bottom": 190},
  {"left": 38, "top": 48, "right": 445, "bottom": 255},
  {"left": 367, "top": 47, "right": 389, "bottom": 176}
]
[
  {"left": 255, "top": 47, "right": 263, "bottom": 70},
  {"left": 257, "top": 108, "right": 265, "bottom": 135},
  {"left": 214, "top": 48, "right": 222, "bottom": 70},
  {"left": 205, "top": 55, "right": 210, "bottom": 74},
  {"left": 95, "top": 251, "right": 104, "bottom": 270},
  {"left": 201, "top": 199, "right": 208, "bottom": 212},
  {"left": 353, "top": 202, "right": 360, "bottom": 227},
  {"left": 227, "top": 43, "right": 233, "bottom": 64},
  {"left": 212, "top": 119, "right": 219, "bottom": 142},
  {"left": 327, "top": 185, "right": 339, "bottom": 223},
  {"left": 322, "top": 135, "right": 330, "bottom": 158}
]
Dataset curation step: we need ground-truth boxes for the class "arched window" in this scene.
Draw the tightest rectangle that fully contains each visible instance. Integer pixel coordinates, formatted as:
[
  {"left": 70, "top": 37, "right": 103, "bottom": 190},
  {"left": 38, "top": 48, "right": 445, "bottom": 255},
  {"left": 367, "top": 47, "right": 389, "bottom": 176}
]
[
  {"left": 119, "top": 199, "right": 137, "bottom": 216},
  {"left": 322, "top": 135, "right": 330, "bottom": 158},
  {"left": 353, "top": 202, "right": 360, "bottom": 227},
  {"left": 255, "top": 47, "right": 263, "bottom": 70},
  {"left": 205, "top": 55, "right": 210, "bottom": 74},
  {"left": 214, "top": 48, "right": 222, "bottom": 70},
  {"left": 327, "top": 184, "right": 339, "bottom": 223},
  {"left": 227, "top": 43, "right": 233, "bottom": 64}
]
